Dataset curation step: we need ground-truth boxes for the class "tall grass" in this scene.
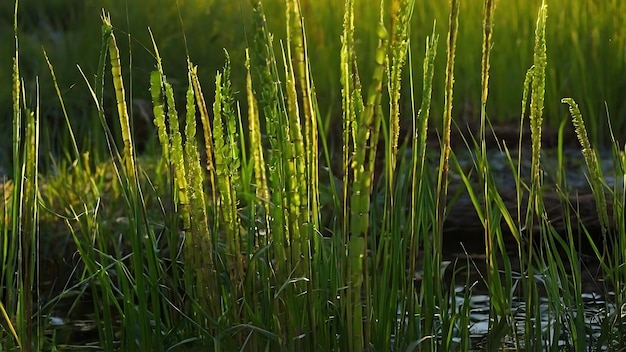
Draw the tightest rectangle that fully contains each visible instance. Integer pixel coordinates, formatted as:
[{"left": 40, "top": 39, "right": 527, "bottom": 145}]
[
  {"left": 1, "top": 1, "right": 40, "bottom": 350},
  {"left": 1, "top": 0, "right": 625, "bottom": 350}
]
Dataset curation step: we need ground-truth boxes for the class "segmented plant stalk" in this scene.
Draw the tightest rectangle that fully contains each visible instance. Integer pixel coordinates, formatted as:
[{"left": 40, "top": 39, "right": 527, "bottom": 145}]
[
  {"left": 148, "top": 32, "right": 170, "bottom": 166},
  {"left": 355, "top": 8, "right": 387, "bottom": 238},
  {"left": 165, "top": 78, "right": 191, "bottom": 232},
  {"left": 345, "top": 2, "right": 389, "bottom": 349},
  {"left": 103, "top": 13, "right": 158, "bottom": 347},
  {"left": 249, "top": 0, "right": 288, "bottom": 277},
  {"left": 149, "top": 72, "right": 169, "bottom": 158},
  {"left": 388, "top": 0, "right": 413, "bottom": 174},
  {"left": 289, "top": 0, "right": 319, "bottom": 229},
  {"left": 189, "top": 56, "right": 217, "bottom": 214},
  {"left": 339, "top": 1, "right": 359, "bottom": 347},
  {"left": 286, "top": 3, "right": 322, "bottom": 338},
  {"left": 286, "top": 0, "right": 310, "bottom": 218},
  {"left": 102, "top": 13, "right": 135, "bottom": 181},
  {"left": 241, "top": 51, "right": 269, "bottom": 341},
  {"left": 213, "top": 59, "right": 245, "bottom": 306},
  {"left": 184, "top": 61, "right": 219, "bottom": 320},
  {"left": 245, "top": 50, "right": 270, "bottom": 241},
  {"left": 340, "top": 0, "right": 356, "bottom": 242},
  {"left": 282, "top": 27, "right": 305, "bottom": 269}
]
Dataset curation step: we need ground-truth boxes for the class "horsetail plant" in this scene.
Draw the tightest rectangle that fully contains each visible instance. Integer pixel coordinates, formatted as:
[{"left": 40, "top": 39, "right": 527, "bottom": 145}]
[
  {"left": 249, "top": 0, "right": 289, "bottom": 279},
  {"left": 281, "top": 14, "right": 307, "bottom": 273},
  {"left": 102, "top": 12, "right": 135, "bottom": 180},
  {"left": 243, "top": 48, "right": 274, "bottom": 339},
  {"left": 102, "top": 13, "right": 166, "bottom": 348},
  {"left": 286, "top": 0, "right": 320, "bottom": 235},
  {"left": 286, "top": 0, "right": 321, "bottom": 341},
  {"left": 245, "top": 49, "right": 270, "bottom": 246},
  {"left": 148, "top": 31, "right": 170, "bottom": 168},
  {"left": 184, "top": 61, "right": 219, "bottom": 327},
  {"left": 387, "top": 0, "right": 414, "bottom": 174},
  {"left": 343, "top": 1, "right": 388, "bottom": 349},
  {"left": 212, "top": 56, "right": 245, "bottom": 304}
]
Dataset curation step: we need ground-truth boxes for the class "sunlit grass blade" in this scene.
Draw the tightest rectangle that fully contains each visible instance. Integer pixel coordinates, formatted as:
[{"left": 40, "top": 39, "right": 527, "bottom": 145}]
[
  {"left": 408, "top": 22, "right": 437, "bottom": 346},
  {"left": 43, "top": 49, "right": 80, "bottom": 161}
]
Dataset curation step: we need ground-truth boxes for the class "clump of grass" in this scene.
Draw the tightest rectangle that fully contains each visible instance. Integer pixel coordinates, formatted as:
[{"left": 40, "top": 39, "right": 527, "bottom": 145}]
[
  {"left": 1, "top": 1, "right": 40, "bottom": 349},
  {"left": 3, "top": 0, "right": 626, "bottom": 350}
]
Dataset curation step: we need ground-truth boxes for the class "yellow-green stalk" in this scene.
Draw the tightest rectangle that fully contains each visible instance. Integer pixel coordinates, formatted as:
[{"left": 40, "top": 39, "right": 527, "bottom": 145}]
[
  {"left": 189, "top": 56, "right": 217, "bottom": 215},
  {"left": 185, "top": 61, "right": 219, "bottom": 321},
  {"left": 213, "top": 57, "right": 245, "bottom": 306},
  {"left": 408, "top": 24, "right": 438, "bottom": 341},
  {"left": 287, "top": 0, "right": 320, "bottom": 233},
  {"left": 249, "top": 0, "right": 288, "bottom": 278},
  {"left": 281, "top": 37, "right": 305, "bottom": 268},
  {"left": 345, "top": 1, "right": 389, "bottom": 348},
  {"left": 340, "top": 0, "right": 357, "bottom": 242},
  {"left": 562, "top": 98, "right": 609, "bottom": 240},
  {"left": 246, "top": 49, "right": 270, "bottom": 242},
  {"left": 388, "top": 0, "right": 414, "bottom": 174},
  {"left": 148, "top": 31, "right": 170, "bottom": 167},
  {"left": 102, "top": 13, "right": 158, "bottom": 347},
  {"left": 102, "top": 12, "right": 135, "bottom": 182}
]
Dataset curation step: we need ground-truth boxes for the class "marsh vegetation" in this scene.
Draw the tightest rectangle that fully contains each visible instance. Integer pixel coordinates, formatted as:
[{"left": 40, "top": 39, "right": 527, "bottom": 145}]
[{"left": 1, "top": 0, "right": 625, "bottom": 350}]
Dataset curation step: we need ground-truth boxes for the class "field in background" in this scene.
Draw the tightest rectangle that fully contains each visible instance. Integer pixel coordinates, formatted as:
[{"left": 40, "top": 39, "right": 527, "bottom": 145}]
[{"left": 0, "top": 0, "right": 624, "bottom": 169}]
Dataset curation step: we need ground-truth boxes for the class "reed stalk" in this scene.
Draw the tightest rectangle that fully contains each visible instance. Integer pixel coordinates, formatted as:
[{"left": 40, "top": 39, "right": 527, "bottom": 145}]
[{"left": 523, "top": 3, "right": 547, "bottom": 348}]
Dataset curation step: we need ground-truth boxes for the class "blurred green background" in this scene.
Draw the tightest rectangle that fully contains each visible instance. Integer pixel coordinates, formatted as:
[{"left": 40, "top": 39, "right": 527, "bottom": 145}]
[{"left": 1, "top": 0, "right": 624, "bottom": 170}]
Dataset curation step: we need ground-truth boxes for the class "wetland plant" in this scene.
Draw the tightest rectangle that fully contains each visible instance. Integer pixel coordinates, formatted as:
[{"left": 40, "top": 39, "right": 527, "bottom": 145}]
[{"left": 1, "top": 0, "right": 625, "bottom": 350}]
